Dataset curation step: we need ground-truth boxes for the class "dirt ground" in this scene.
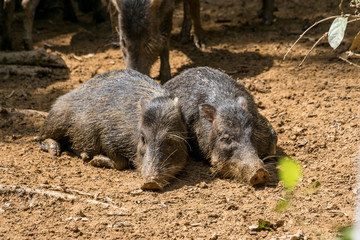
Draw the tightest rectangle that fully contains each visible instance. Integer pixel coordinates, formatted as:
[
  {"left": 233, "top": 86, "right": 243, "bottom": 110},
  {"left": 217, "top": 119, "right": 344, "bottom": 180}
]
[{"left": 1, "top": 0, "right": 360, "bottom": 239}]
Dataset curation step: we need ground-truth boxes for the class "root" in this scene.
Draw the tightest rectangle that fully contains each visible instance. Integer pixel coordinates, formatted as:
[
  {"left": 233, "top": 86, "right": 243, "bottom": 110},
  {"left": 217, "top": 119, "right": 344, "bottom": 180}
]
[{"left": 0, "top": 184, "right": 121, "bottom": 209}]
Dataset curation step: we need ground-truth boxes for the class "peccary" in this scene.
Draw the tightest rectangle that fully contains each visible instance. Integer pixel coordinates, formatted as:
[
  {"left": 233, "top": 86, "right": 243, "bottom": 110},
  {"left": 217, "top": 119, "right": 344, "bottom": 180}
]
[
  {"left": 111, "top": 0, "right": 204, "bottom": 84},
  {"left": 40, "top": 69, "right": 188, "bottom": 191},
  {"left": 164, "top": 67, "right": 277, "bottom": 185},
  {"left": 0, "top": 0, "right": 40, "bottom": 50}
]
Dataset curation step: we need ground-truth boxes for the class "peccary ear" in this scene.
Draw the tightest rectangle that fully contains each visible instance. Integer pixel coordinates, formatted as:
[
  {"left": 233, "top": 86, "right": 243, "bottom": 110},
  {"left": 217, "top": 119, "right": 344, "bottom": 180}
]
[
  {"left": 200, "top": 104, "right": 217, "bottom": 123},
  {"left": 150, "top": 0, "right": 163, "bottom": 15},
  {"left": 237, "top": 96, "right": 248, "bottom": 111},
  {"left": 111, "top": 0, "right": 120, "bottom": 12}
]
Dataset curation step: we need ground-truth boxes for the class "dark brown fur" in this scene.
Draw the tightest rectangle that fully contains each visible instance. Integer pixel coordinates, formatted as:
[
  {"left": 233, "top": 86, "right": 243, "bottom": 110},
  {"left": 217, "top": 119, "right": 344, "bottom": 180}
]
[
  {"left": 111, "top": 0, "right": 204, "bottom": 84},
  {"left": 40, "top": 69, "right": 188, "bottom": 190},
  {"left": 164, "top": 67, "right": 277, "bottom": 185}
]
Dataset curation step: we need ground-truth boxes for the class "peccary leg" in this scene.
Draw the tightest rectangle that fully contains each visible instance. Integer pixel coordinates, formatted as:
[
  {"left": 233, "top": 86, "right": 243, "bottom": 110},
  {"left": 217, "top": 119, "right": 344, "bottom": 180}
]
[
  {"left": 40, "top": 138, "right": 61, "bottom": 157},
  {"left": 22, "top": 0, "right": 40, "bottom": 50},
  {"left": 261, "top": 0, "right": 274, "bottom": 25},
  {"left": 1, "top": 0, "right": 15, "bottom": 50},
  {"left": 89, "top": 155, "right": 129, "bottom": 170},
  {"left": 159, "top": 43, "right": 171, "bottom": 84},
  {"left": 187, "top": 0, "right": 204, "bottom": 48},
  {"left": 179, "top": 0, "right": 191, "bottom": 42}
]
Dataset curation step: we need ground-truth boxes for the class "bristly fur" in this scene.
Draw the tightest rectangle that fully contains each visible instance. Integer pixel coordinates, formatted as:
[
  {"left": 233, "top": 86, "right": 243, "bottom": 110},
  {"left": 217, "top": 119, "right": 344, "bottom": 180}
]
[
  {"left": 40, "top": 69, "right": 188, "bottom": 188},
  {"left": 119, "top": 0, "right": 151, "bottom": 37},
  {"left": 164, "top": 67, "right": 277, "bottom": 184}
]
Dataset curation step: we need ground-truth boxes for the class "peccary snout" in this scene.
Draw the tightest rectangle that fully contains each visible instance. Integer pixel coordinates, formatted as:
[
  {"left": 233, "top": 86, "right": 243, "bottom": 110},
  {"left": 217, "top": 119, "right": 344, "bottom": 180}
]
[
  {"left": 141, "top": 177, "right": 164, "bottom": 191},
  {"left": 135, "top": 97, "right": 188, "bottom": 191},
  {"left": 211, "top": 146, "right": 270, "bottom": 186},
  {"left": 249, "top": 168, "right": 270, "bottom": 186}
]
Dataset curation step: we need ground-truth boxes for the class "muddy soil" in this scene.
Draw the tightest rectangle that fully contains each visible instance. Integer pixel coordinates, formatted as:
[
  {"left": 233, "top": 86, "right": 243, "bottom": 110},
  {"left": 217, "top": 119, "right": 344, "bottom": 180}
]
[{"left": 0, "top": 0, "right": 359, "bottom": 239}]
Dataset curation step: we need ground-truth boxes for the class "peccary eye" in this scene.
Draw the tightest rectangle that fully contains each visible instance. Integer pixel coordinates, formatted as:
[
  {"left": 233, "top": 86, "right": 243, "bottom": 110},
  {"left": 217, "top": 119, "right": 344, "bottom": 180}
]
[
  {"left": 220, "top": 135, "right": 231, "bottom": 144},
  {"left": 121, "top": 38, "right": 126, "bottom": 47},
  {"left": 140, "top": 135, "right": 146, "bottom": 144}
]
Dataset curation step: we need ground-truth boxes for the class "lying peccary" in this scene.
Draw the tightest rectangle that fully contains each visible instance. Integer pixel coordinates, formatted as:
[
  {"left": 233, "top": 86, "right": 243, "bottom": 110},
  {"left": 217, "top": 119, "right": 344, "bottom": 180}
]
[
  {"left": 111, "top": 0, "right": 204, "bottom": 84},
  {"left": 164, "top": 67, "right": 277, "bottom": 185},
  {"left": 40, "top": 69, "right": 188, "bottom": 191}
]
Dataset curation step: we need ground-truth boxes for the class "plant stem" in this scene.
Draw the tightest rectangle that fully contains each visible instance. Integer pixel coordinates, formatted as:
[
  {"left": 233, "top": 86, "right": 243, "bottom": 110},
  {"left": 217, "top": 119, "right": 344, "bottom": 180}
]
[{"left": 283, "top": 16, "right": 339, "bottom": 60}]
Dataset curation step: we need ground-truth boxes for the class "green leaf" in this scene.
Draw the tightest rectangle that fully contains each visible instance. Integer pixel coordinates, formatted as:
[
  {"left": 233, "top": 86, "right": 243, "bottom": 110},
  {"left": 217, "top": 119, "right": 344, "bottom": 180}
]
[
  {"left": 278, "top": 157, "right": 302, "bottom": 191},
  {"left": 328, "top": 17, "right": 348, "bottom": 49},
  {"left": 253, "top": 219, "right": 273, "bottom": 231},
  {"left": 337, "top": 226, "right": 352, "bottom": 240}
]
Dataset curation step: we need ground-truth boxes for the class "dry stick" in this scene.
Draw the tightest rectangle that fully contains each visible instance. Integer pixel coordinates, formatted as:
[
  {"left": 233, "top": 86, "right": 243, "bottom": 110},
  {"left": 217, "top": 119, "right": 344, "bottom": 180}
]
[
  {"left": 348, "top": 17, "right": 360, "bottom": 24},
  {"left": 347, "top": 51, "right": 360, "bottom": 58},
  {"left": 298, "top": 32, "right": 328, "bottom": 67},
  {"left": 0, "top": 184, "right": 121, "bottom": 209},
  {"left": 339, "top": 56, "right": 360, "bottom": 68},
  {"left": 2, "top": 107, "right": 48, "bottom": 118},
  {"left": 39, "top": 184, "right": 92, "bottom": 197},
  {"left": 297, "top": 17, "right": 360, "bottom": 67},
  {"left": 283, "top": 16, "right": 339, "bottom": 60}
]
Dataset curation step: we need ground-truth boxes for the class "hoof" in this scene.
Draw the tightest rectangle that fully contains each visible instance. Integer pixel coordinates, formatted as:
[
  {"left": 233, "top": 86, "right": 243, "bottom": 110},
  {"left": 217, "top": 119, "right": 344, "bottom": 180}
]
[{"left": 40, "top": 138, "right": 61, "bottom": 157}]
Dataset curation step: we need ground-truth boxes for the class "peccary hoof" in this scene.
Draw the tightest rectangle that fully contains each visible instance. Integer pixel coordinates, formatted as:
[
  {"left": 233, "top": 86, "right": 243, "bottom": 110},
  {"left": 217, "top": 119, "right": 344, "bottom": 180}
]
[
  {"left": 40, "top": 138, "right": 61, "bottom": 157},
  {"left": 141, "top": 181, "right": 164, "bottom": 191},
  {"left": 249, "top": 168, "right": 270, "bottom": 186}
]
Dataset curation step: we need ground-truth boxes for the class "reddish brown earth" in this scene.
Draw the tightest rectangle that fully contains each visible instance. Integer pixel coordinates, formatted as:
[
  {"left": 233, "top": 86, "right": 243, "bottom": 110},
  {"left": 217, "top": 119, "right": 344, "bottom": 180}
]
[{"left": 1, "top": 0, "right": 359, "bottom": 239}]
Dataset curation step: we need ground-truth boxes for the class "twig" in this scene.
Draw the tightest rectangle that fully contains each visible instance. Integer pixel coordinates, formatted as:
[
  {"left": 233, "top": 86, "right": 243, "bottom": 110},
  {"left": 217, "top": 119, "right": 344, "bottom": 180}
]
[
  {"left": 299, "top": 32, "right": 328, "bottom": 67},
  {"left": 5, "top": 90, "right": 15, "bottom": 99},
  {"left": 276, "top": 196, "right": 286, "bottom": 201},
  {"left": 348, "top": 17, "right": 360, "bottom": 23},
  {"left": 339, "top": 56, "right": 360, "bottom": 68},
  {"left": 283, "top": 16, "right": 339, "bottom": 60},
  {"left": 347, "top": 51, "right": 360, "bottom": 58},
  {"left": 2, "top": 107, "right": 48, "bottom": 118},
  {"left": 39, "top": 184, "right": 92, "bottom": 197},
  {"left": 339, "top": 0, "right": 344, "bottom": 14},
  {"left": 0, "top": 184, "right": 121, "bottom": 209}
]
